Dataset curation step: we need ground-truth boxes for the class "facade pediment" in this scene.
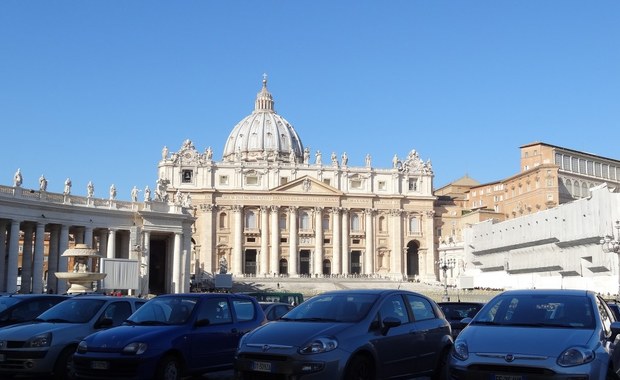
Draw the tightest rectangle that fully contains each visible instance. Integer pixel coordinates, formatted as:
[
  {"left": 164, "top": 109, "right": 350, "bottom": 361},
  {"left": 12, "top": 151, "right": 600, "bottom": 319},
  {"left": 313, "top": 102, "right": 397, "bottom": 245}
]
[{"left": 271, "top": 176, "right": 343, "bottom": 196}]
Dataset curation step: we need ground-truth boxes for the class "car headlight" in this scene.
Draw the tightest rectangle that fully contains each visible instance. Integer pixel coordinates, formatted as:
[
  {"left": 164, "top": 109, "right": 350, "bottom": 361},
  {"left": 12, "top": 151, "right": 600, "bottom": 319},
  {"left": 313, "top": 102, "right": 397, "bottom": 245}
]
[
  {"left": 77, "top": 340, "right": 88, "bottom": 354},
  {"left": 122, "top": 342, "right": 148, "bottom": 355},
  {"left": 25, "top": 332, "right": 52, "bottom": 348},
  {"left": 557, "top": 346, "right": 594, "bottom": 367},
  {"left": 299, "top": 337, "right": 337, "bottom": 355},
  {"left": 452, "top": 340, "right": 469, "bottom": 361}
]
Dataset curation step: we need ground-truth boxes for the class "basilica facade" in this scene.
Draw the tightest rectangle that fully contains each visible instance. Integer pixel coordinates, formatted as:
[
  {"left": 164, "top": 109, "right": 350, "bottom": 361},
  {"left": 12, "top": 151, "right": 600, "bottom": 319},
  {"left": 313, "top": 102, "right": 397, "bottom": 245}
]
[{"left": 159, "top": 78, "right": 438, "bottom": 282}]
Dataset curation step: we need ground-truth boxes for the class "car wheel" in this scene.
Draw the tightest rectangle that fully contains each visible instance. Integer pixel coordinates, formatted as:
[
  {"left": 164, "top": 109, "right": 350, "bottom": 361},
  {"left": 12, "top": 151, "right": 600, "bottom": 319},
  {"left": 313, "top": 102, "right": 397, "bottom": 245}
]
[
  {"left": 344, "top": 354, "right": 375, "bottom": 380},
  {"left": 53, "top": 346, "right": 76, "bottom": 380},
  {"left": 156, "top": 355, "right": 181, "bottom": 380},
  {"left": 432, "top": 348, "right": 450, "bottom": 380}
]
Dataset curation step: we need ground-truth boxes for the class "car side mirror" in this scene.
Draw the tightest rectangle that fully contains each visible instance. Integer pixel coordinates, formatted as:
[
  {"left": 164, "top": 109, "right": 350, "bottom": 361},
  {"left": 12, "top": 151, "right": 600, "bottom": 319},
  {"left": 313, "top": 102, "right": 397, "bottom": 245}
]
[
  {"left": 381, "top": 316, "right": 401, "bottom": 335},
  {"left": 96, "top": 317, "right": 114, "bottom": 329},
  {"left": 195, "top": 318, "right": 211, "bottom": 327},
  {"left": 609, "top": 321, "right": 620, "bottom": 342}
]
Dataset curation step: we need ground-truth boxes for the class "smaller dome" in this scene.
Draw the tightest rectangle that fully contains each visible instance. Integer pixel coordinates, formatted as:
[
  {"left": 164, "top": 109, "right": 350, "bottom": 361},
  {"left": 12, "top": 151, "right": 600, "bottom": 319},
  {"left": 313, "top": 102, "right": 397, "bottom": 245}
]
[{"left": 222, "top": 76, "right": 304, "bottom": 163}]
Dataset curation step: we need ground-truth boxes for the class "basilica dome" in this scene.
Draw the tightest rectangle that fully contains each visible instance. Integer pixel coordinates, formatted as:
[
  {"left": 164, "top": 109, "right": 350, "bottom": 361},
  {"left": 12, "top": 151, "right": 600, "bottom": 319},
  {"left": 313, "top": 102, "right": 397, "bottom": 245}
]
[{"left": 222, "top": 77, "right": 304, "bottom": 163}]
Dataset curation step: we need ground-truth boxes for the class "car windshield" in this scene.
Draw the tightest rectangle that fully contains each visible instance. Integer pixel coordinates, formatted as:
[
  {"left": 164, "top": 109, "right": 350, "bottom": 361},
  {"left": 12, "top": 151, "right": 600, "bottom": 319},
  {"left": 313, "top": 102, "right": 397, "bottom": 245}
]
[
  {"left": 282, "top": 294, "right": 377, "bottom": 322},
  {"left": 472, "top": 294, "right": 595, "bottom": 329},
  {"left": 439, "top": 304, "right": 483, "bottom": 320},
  {"left": 128, "top": 296, "right": 197, "bottom": 325},
  {"left": 37, "top": 299, "right": 105, "bottom": 323},
  {"left": 0, "top": 297, "right": 22, "bottom": 312}
]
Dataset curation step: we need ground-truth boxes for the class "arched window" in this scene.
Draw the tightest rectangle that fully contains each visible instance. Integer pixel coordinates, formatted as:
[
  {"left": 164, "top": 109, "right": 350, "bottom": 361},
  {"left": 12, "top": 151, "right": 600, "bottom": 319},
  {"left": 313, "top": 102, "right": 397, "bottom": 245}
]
[
  {"left": 245, "top": 210, "right": 257, "bottom": 229},
  {"left": 300, "top": 211, "right": 310, "bottom": 230},
  {"left": 565, "top": 179, "right": 573, "bottom": 196},
  {"left": 219, "top": 213, "right": 228, "bottom": 229},
  {"left": 573, "top": 181, "right": 581, "bottom": 197},
  {"left": 322, "top": 215, "right": 330, "bottom": 231},
  {"left": 351, "top": 213, "right": 361, "bottom": 232},
  {"left": 378, "top": 216, "right": 387, "bottom": 232},
  {"left": 582, "top": 183, "right": 589, "bottom": 197}
]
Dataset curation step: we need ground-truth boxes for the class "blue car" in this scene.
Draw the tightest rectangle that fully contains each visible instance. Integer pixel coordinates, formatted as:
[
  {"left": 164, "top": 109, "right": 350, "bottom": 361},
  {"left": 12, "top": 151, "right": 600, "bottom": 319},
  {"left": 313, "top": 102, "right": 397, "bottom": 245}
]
[{"left": 73, "top": 293, "right": 266, "bottom": 380}]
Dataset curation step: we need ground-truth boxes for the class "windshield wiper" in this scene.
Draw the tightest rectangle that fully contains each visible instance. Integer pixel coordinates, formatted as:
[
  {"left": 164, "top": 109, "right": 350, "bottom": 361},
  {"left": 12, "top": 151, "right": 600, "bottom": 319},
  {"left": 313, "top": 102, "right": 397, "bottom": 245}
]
[
  {"left": 135, "top": 320, "right": 169, "bottom": 326},
  {"left": 291, "top": 317, "right": 340, "bottom": 322},
  {"left": 471, "top": 321, "right": 500, "bottom": 326},
  {"left": 44, "top": 318, "right": 72, "bottom": 323}
]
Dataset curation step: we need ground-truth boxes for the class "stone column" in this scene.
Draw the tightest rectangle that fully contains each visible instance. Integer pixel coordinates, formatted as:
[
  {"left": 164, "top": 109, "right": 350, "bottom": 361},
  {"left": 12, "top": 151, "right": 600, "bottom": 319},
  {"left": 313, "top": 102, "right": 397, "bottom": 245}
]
[
  {"left": 56, "top": 224, "right": 70, "bottom": 294},
  {"left": 84, "top": 228, "right": 94, "bottom": 252},
  {"left": 232, "top": 205, "right": 243, "bottom": 276},
  {"left": 288, "top": 206, "right": 298, "bottom": 276},
  {"left": 365, "top": 209, "right": 374, "bottom": 275},
  {"left": 46, "top": 225, "right": 60, "bottom": 293},
  {"left": 32, "top": 222, "right": 46, "bottom": 293},
  {"left": 390, "top": 209, "right": 403, "bottom": 279},
  {"left": 314, "top": 207, "right": 323, "bottom": 276},
  {"left": 173, "top": 232, "right": 182, "bottom": 293},
  {"left": 199, "top": 204, "right": 215, "bottom": 274},
  {"left": 332, "top": 208, "right": 341, "bottom": 275},
  {"left": 107, "top": 230, "right": 116, "bottom": 259},
  {"left": 0, "top": 221, "right": 7, "bottom": 292},
  {"left": 183, "top": 227, "right": 192, "bottom": 293},
  {"left": 98, "top": 229, "right": 108, "bottom": 257},
  {"left": 424, "top": 210, "right": 437, "bottom": 280},
  {"left": 7, "top": 220, "right": 21, "bottom": 293},
  {"left": 342, "top": 209, "right": 350, "bottom": 275},
  {"left": 141, "top": 231, "right": 151, "bottom": 296},
  {"left": 21, "top": 224, "right": 34, "bottom": 293},
  {"left": 260, "top": 206, "right": 269, "bottom": 276},
  {"left": 270, "top": 206, "right": 280, "bottom": 276}
]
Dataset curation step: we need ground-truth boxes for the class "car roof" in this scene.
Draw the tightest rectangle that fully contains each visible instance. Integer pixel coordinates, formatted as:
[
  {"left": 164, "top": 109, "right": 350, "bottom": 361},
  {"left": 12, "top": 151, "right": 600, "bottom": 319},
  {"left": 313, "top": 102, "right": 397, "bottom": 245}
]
[
  {"left": 0, "top": 294, "right": 68, "bottom": 299},
  {"left": 497, "top": 289, "right": 592, "bottom": 297},
  {"left": 438, "top": 302, "right": 484, "bottom": 306},
  {"left": 154, "top": 293, "right": 257, "bottom": 300},
  {"left": 315, "top": 288, "right": 427, "bottom": 297}
]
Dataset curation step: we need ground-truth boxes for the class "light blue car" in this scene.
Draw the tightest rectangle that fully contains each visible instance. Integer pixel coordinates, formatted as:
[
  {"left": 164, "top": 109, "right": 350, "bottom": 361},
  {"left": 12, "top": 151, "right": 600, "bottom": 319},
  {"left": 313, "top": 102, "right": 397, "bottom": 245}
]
[{"left": 449, "top": 289, "right": 620, "bottom": 379}]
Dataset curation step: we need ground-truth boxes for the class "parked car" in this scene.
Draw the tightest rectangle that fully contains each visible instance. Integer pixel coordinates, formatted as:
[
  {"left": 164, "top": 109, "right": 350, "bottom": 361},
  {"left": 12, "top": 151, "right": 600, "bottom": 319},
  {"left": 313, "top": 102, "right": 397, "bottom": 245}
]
[
  {"left": 437, "top": 301, "right": 484, "bottom": 338},
  {"left": 449, "top": 288, "right": 620, "bottom": 379},
  {"left": 235, "top": 288, "right": 453, "bottom": 380},
  {"left": 0, "top": 294, "right": 145, "bottom": 380},
  {"left": 73, "top": 292, "right": 266, "bottom": 380},
  {"left": 607, "top": 300, "right": 620, "bottom": 321},
  {"left": 0, "top": 293, "right": 69, "bottom": 328},
  {"left": 259, "top": 301, "right": 295, "bottom": 321}
]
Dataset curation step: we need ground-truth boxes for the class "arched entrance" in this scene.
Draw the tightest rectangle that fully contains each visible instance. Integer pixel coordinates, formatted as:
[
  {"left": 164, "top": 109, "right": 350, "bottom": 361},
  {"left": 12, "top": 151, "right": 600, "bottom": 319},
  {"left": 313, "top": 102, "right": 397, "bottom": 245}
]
[
  {"left": 244, "top": 249, "right": 257, "bottom": 275},
  {"left": 299, "top": 250, "right": 311, "bottom": 275},
  {"left": 406, "top": 240, "right": 420, "bottom": 279},
  {"left": 322, "top": 259, "right": 331, "bottom": 276},
  {"left": 279, "top": 259, "right": 288, "bottom": 276}
]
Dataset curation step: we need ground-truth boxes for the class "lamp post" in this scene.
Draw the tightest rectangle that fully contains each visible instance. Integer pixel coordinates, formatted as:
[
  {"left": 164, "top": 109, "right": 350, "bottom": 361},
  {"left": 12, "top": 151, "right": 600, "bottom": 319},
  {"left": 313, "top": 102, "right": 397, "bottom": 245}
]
[
  {"left": 601, "top": 220, "right": 620, "bottom": 294},
  {"left": 438, "top": 256, "right": 456, "bottom": 301}
]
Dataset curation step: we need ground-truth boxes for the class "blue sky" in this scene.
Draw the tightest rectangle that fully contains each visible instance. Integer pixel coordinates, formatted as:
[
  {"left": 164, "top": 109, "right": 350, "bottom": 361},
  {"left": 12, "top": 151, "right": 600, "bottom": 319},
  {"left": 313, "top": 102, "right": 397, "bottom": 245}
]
[{"left": 2, "top": 1, "right": 619, "bottom": 201}]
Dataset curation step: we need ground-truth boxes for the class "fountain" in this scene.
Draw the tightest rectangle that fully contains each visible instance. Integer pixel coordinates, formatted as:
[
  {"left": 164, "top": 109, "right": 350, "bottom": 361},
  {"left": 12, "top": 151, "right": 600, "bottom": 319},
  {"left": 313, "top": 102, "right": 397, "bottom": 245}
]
[{"left": 54, "top": 243, "right": 107, "bottom": 294}]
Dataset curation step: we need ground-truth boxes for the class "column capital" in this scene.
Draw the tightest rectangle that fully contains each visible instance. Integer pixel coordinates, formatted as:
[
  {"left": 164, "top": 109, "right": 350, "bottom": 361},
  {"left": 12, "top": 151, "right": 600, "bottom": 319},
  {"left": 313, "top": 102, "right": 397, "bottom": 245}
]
[
  {"left": 314, "top": 206, "right": 323, "bottom": 214},
  {"left": 270, "top": 205, "right": 279, "bottom": 213},
  {"left": 288, "top": 205, "right": 298, "bottom": 214},
  {"left": 232, "top": 205, "right": 243, "bottom": 213},
  {"left": 199, "top": 203, "right": 216, "bottom": 212},
  {"left": 331, "top": 207, "right": 340, "bottom": 214}
]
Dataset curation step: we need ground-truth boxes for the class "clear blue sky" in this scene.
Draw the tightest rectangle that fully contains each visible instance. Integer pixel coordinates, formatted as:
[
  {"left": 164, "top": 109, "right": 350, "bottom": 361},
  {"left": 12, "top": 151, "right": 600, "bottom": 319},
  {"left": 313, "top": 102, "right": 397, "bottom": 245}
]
[{"left": 2, "top": 1, "right": 619, "bottom": 201}]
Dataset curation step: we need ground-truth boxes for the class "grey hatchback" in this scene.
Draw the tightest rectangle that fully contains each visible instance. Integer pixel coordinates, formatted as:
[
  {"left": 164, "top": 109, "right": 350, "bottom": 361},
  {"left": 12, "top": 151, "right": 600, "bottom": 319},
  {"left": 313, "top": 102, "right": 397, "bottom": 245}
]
[
  {"left": 235, "top": 288, "right": 453, "bottom": 380},
  {"left": 449, "top": 289, "right": 620, "bottom": 379}
]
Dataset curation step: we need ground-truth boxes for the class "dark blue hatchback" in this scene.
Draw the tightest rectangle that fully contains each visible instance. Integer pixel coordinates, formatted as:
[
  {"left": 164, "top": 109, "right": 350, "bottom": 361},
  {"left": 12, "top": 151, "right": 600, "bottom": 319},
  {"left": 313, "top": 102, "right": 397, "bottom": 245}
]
[{"left": 73, "top": 293, "right": 266, "bottom": 380}]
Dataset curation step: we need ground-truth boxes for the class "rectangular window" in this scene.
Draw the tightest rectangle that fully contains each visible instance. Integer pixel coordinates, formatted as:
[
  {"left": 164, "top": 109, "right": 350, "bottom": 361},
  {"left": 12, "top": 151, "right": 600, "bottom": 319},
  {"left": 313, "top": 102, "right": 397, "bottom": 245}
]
[
  {"left": 587, "top": 161, "right": 594, "bottom": 175},
  {"left": 323, "top": 178, "right": 331, "bottom": 186},
  {"left": 280, "top": 177, "right": 288, "bottom": 185},
  {"left": 579, "top": 159, "right": 586, "bottom": 174},
  {"left": 246, "top": 176, "right": 259, "bottom": 185},
  {"left": 323, "top": 238, "right": 331, "bottom": 244},
  {"left": 602, "top": 164, "right": 609, "bottom": 179},
  {"left": 595, "top": 162, "right": 602, "bottom": 177},
  {"left": 182, "top": 170, "right": 193, "bottom": 183},
  {"left": 378, "top": 181, "right": 386, "bottom": 190},
  {"left": 351, "top": 179, "right": 362, "bottom": 189},
  {"left": 219, "top": 175, "right": 228, "bottom": 185},
  {"left": 280, "top": 237, "right": 288, "bottom": 243},
  {"left": 555, "top": 153, "right": 562, "bottom": 166},
  {"left": 352, "top": 239, "right": 360, "bottom": 244},
  {"left": 408, "top": 178, "right": 417, "bottom": 191},
  {"left": 562, "top": 156, "right": 570, "bottom": 170},
  {"left": 246, "top": 237, "right": 255, "bottom": 243},
  {"left": 571, "top": 157, "right": 579, "bottom": 173}
]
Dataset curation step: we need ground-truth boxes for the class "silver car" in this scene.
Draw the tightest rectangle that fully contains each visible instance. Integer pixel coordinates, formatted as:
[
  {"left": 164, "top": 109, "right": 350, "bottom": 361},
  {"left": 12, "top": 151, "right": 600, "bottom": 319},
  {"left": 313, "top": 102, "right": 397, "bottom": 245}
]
[
  {"left": 235, "top": 288, "right": 453, "bottom": 380},
  {"left": 449, "top": 288, "right": 620, "bottom": 379},
  {"left": 0, "top": 295, "right": 145, "bottom": 380}
]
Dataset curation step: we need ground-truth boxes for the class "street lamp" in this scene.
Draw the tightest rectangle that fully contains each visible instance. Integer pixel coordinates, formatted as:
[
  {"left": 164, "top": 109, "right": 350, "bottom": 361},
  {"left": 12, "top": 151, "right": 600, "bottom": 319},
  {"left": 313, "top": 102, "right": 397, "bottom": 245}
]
[
  {"left": 601, "top": 220, "right": 620, "bottom": 253},
  {"left": 438, "top": 256, "right": 456, "bottom": 301}
]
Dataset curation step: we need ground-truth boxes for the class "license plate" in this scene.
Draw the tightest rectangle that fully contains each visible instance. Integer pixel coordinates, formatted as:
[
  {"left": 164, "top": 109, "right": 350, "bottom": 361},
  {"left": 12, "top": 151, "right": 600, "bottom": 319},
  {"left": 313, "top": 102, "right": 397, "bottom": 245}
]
[
  {"left": 252, "top": 361, "right": 272, "bottom": 372},
  {"left": 494, "top": 375, "right": 523, "bottom": 380},
  {"left": 91, "top": 361, "right": 109, "bottom": 370}
]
